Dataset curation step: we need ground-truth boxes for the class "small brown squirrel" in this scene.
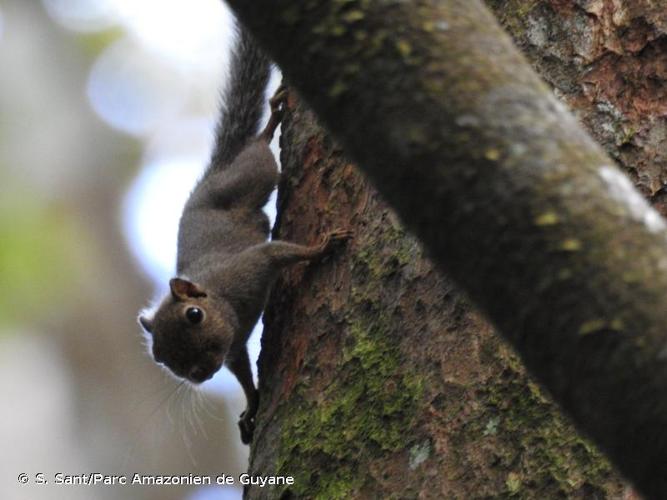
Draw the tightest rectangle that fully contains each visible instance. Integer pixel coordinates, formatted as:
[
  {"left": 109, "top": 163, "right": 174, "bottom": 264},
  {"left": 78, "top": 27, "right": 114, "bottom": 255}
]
[{"left": 137, "top": 23, "right": 350, "bottom": 444}]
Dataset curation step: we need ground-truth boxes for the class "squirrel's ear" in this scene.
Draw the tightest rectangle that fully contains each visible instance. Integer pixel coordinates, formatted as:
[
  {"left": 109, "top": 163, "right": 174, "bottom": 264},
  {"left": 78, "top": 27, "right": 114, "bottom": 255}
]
[
  {"left": 138, "top": 315, "right": 153, "bottom": 333},
  {"left": 169, "top": 278, "right": 207, "bottom": 300}
]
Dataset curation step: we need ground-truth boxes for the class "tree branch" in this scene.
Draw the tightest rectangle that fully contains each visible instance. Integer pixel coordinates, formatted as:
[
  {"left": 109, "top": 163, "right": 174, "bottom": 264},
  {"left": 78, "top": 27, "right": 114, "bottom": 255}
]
[{"left": 226, "top": 0, "right": 667, "bottom": 496}]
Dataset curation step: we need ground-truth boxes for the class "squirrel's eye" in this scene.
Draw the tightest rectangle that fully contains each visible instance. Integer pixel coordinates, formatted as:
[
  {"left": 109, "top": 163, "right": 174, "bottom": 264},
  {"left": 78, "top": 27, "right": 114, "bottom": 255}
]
[{"left": 185, "top": 307, "right": 204, "bottom": 324}]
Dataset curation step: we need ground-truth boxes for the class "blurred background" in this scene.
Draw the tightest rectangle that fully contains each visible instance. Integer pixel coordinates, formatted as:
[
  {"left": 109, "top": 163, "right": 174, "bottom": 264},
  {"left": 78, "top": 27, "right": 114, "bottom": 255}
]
[{"left": 0, "top": 1, "right": 278, "bottom": 498}]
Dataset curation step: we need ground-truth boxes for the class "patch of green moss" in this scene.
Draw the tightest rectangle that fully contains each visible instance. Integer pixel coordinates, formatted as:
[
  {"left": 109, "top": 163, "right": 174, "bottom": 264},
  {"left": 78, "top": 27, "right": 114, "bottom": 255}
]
[
  {"left": 484, "top": 0, "right": 539, "bottom": 37},
  {"left": 467, "top": 351, "right": 615, "bottom": 497},
  {"left": 352, "top": 223, "right": 419, "bottom": 283},
  {"left": 274, "top": 298, "right": 424, "bottom": 497}
]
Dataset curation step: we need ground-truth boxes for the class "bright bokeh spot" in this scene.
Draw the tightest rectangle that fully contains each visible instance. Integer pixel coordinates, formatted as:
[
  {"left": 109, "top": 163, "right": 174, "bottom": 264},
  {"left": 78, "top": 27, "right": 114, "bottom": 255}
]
[
  {"left": 41, "top": 0, "right": 117, "bottom": 32},
  {"left": 42, "top": 0, "right": 232, "bottom": 70},
  {"left": 87, "top": 39, "right": 188, "bottom": 136},
  {"left": 110, "top": 0, "right": 232, "bottom": 71},
  {"left": 123, "top": 158, "right": 203, "bottom": 284}
]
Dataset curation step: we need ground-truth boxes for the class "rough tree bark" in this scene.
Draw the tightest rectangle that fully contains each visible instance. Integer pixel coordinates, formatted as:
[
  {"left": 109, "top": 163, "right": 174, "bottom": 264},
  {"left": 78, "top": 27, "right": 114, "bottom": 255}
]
[
  {"left": 487, "top": 0, "right": 667, "bottom": 207},
  {"left": 225, "top": 0, "right": 667, "bottom": 498},
  {"left": 248, "top": 99, "right": 628, "bottom": 499}
]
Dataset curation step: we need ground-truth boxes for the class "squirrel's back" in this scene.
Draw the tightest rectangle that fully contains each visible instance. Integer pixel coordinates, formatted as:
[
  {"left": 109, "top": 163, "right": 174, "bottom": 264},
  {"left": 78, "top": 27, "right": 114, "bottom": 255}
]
[{"left": 176, "top": 23, "right": 276, "bottom": 275}]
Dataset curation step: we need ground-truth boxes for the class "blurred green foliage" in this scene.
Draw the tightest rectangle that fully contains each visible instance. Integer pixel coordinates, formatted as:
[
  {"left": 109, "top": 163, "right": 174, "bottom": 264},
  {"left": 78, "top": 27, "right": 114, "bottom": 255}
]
[
  {"left": 0, "top": 182, "right": 80, "bottom": 328},
  {"left": 76, "top": 26, "right": 125, "bottom": 58}
]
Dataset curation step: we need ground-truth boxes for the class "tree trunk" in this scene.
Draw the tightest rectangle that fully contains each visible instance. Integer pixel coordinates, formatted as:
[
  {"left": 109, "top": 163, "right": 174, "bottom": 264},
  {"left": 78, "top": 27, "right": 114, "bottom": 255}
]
[
  {"left": 486, "top": 0, "right": 667, "bottom": 208},
  {"left": 225, "top": 0, "right": 667, "bottom": 496},
  {"left": 246, "top": 97, "right": 627, "bottom": 499}
]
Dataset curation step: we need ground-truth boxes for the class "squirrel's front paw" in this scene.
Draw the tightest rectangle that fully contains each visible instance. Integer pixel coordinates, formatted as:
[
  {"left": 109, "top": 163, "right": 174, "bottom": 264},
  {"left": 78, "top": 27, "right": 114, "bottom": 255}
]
[{"left": 238, "top": 411, "right": 256, "bottom": 445}]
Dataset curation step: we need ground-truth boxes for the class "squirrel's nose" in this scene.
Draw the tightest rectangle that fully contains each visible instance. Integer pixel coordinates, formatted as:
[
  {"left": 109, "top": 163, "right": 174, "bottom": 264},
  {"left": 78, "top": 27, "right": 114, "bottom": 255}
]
[{"left": 189, "top": 366, "right": 211, "bottom": 383}]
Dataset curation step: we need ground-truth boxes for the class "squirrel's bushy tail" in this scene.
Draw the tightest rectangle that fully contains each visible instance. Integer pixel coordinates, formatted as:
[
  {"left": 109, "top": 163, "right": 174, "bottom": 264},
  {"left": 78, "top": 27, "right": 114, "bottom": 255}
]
[{"left": 210, "top": 22, "right": 270, "bottom": 169}]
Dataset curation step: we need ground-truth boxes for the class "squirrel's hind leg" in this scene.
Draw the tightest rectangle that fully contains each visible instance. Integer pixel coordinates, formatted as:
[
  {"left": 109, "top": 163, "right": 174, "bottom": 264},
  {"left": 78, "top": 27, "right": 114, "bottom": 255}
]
[{"left": 226, "top": 346, "right": 259, "bottom": 444}]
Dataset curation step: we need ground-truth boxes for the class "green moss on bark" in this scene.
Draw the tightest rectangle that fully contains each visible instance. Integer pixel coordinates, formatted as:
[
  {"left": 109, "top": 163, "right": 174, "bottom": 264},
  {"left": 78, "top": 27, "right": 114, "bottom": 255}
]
[
  {"left": 271, "top": 237, "right": 425, "bottom": 498},
  {"left": 274, "top": 318, "right": 424, "bottom": 497},
  {"left": 461, "top": 350, "right": 617, "bottom": 497}
]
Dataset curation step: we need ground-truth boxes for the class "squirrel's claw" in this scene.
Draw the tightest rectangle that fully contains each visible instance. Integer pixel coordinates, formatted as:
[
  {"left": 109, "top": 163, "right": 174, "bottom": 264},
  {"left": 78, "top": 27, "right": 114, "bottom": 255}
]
[
  {"left": 260, "top": 85, "right": 289, "bottom": 143},
  {"left": 238, "top": 410, "right": 256, "bottom": 445},
  {"left": 323, "top": 228, "right": 354, "bottom": 250},
  {"left": 270, "top": 84, "right": 288, "bottom": 113},
  {"left": 313, "top": 228, "right": 354, "bottom": 259}
]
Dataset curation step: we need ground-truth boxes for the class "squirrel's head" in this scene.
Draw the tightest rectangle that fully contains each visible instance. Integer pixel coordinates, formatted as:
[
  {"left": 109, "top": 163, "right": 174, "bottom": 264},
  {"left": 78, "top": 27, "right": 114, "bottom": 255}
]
[{"left": 138, "top": 277, "right": 235, "bottom": 384}]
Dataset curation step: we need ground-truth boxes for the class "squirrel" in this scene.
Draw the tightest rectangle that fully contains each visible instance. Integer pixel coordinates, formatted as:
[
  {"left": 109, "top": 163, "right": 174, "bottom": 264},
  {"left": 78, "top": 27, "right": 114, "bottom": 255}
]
[{"left": 137, "top": 22, "right": 351, "bottom": 444}]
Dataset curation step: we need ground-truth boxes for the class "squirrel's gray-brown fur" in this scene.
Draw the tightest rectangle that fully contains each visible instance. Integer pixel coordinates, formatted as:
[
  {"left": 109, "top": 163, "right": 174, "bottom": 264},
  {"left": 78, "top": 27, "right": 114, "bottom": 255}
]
[{"left": 138, "top": 22, "right": 350, "bottom": 444}]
